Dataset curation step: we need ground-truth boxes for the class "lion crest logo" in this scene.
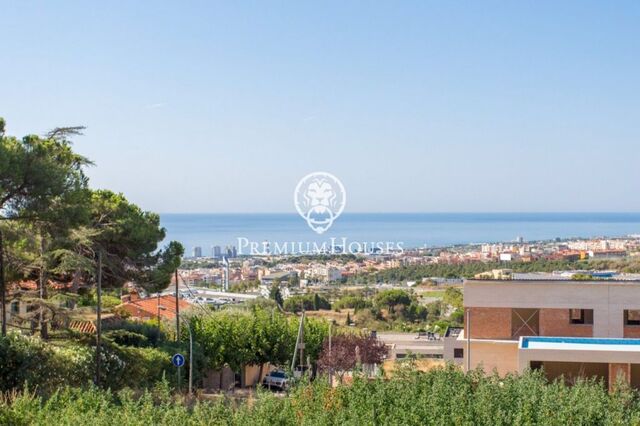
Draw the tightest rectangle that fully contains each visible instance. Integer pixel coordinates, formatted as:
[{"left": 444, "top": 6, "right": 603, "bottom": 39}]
[{"left": 294, "top": 172, "right": 346, "bottom": 234}]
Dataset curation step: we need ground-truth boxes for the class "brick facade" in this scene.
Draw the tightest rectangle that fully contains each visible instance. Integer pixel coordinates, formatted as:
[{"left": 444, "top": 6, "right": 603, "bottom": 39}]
[
  {"left": 623, "top": 327, "right": 640, "bottom": 338},
  {"left": 609, "top": 363, "right": 631, "bottom": 391},
  {"left": 539, "top": 308, "right": 593, "bottom": 337},
  {"left": 466, "top": 307, "right": 512, "bottom": 339}
]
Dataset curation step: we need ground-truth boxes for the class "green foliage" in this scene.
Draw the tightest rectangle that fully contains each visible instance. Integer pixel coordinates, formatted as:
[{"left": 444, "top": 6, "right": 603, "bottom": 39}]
[
  {"left": 191, "top": 307, "right": 328, "bottom": 371},
  {"left": 571, "top": 273, "right": 593, "bottom": 280},
  {"left": 371, "top": 289, "right": 428, "bottom": 324},
  {"left": 366, "top": 259, "right": 593, "bottom": 282},
  {"left": 0, "top": 123, "right": 91, "bottom": 221},
  {"left": 269, "top": 283, "right": 284, "bottom": 308},
  {"left": 76, "top": 290, "right": 121, "bottom": 308},
  {"left": 333, "top": 295, "right": 373, "bottom": 311},
  {"left": 103, "top": 319, "right": 167, "bottom": 347},
  {"left": 283, "top": 293, "right": 331, "bottom": 312},
  {"left": 0, "top": 333, "right": 175, "bottom": 394},
  {"left": 374, "top": 289, "right": 412, "bottom": 308},
  {"left": 449, "top": 308, "right": 464, "bottom": 325},
  {"left": 104, "top": 330, "right": 149, "bottom": 347},
  {"left": 442, "top": 287, "right": 463, "bottom": 309},
  {"left": 83, "top": 190, "right": 184, "bottom": 290},
  {"left": 229, "top": 279, "right": 260, "bottom": 293},
  {"left": 3, "top": 368, "right": 640, "bottom": 424}
]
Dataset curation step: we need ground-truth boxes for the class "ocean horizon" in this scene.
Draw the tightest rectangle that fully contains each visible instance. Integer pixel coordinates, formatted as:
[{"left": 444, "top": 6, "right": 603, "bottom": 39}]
[{"left": 160, "top": 212, "right": 640, "bottom": 254}]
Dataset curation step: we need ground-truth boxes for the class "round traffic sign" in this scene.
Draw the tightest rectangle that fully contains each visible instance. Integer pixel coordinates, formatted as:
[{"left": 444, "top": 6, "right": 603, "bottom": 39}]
[{"left": 172, "top": 353, "right": 185, "bottom": 367}]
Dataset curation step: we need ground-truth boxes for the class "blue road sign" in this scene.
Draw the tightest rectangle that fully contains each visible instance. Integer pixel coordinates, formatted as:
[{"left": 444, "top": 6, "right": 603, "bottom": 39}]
[{"left": 172, "top": 353, "right": 185, "bottom": 367}]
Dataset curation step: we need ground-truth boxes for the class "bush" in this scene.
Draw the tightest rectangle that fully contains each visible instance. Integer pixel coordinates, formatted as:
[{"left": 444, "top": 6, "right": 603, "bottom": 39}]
[
  {"left": 103, "top": 319, "right": 166, "bottom": 347},
  {"left": 374, "top": 289, "right": 412, "bottom": 308},
  {"left": 191, "top": 307, "right": 328, "bottom": 371},
  {"left": 0, "top": 333, "right": 94, "bottom": 393},
  {"left": 104, "top": 330, "right": 149, "bottom": 347},
  {"left": 283, "top": 294, "right": 331, "bottom": 312},
  {"left": 2, "top": 368, "right": 640, "bottom": 424},
  {"left": 76, "top": 290, "right": 121, "bottom": 308},
  {"left": 101, "top": 295, "right": 122, "bottom": 309},
  {"left": 0, "top": 332, "right": 176, "bottom": 394},
  {"left": 333, "top": 295, "right": 373, "bottom": 311}
]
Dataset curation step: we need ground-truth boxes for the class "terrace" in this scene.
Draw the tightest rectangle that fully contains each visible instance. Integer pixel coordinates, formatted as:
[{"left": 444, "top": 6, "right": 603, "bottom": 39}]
[{"left": 518, "top": 336, "right": 640, "bottom": 390}]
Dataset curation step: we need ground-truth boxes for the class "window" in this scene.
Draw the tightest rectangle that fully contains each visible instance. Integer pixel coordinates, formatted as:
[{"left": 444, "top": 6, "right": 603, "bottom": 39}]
[
  {"left": 570, "top": 309, "right": 593, "bottom": 325},
  {"left": 453, "top": 348, "right": 464, "bottom": 359},
  {"left": 625, "top": 310, "right": 640, "bottom": 326}
]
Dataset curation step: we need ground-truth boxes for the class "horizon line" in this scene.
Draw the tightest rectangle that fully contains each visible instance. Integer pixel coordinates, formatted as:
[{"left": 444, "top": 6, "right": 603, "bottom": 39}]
[{"left": 158, "top": 211, "right": 640, "bottom": 215}]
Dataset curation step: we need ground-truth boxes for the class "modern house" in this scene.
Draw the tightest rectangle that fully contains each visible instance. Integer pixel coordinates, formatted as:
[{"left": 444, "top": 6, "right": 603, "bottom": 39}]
[{"left": 455, "top": 278, "right": 640, "bottom": 390}]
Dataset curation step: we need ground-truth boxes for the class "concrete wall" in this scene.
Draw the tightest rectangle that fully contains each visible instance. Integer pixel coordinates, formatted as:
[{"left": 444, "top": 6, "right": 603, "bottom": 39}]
[
  {"left": 241, "top": 364, "right": 271, "bottom": 387},
  {"left": 466, "top": 340, "right": 519, "bottom": 376},
  {"left": 202, "top": 367, "right": 236, "bottom": 392},
  {"left": 464, "top": 280, "right": 640, "bottom": 338},
  {"left": 443, "top": 336, "right": 465, "bottom": 365}
]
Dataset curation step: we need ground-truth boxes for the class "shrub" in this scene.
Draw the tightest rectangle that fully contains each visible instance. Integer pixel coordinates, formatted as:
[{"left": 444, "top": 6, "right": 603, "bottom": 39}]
[
  {"left": 103, "top": 319, "right": 166, "bottom": 347},
  {"left": 374, "top": 289, "right": 412, "bottom": 308},
  {"left": 2, "top": 368, "right": 640, "bottom": 424},
  {"left": 0, "top": 332, "right": 176, "bottom": 394},
  {"left": 104, "top": 330, "right": 149, "bottom": 347},
  {"left": 283, "top": 294, "right": 331, "bottom": 312},
  {"left": 333, "top": 295, "right": 373, "bottom": 311}
]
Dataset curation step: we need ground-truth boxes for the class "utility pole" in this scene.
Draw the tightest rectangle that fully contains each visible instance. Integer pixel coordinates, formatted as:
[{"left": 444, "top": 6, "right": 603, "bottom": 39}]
[
  {"left": 39, "top": 235, "right": 48, "bottom": 339},
  {"left": 0, "top": 230, "right": 5, "bottom": 336},
  {"left": 174, "top": 268, "right": 181, "bottom": 392},
  {"left": 175, "top": 269, "right": 180, "bottom": 341},
  {"left": 466, "top": 308, "right": 471, "bottom": 372},
  {"left": 95, "top": 250, "right": 103, "bottom": 386},
  {"left": 328, "top": 320, "right": 333, "bottom": 386},
  {"left": 291, "top": 311, "right": 305, "bottom": 373},
  {"left": 299, "top": 310, "right": 305, "bottom": 372},
  {"left": 188, "top": 323, "right": 193, "bottom": 396}
]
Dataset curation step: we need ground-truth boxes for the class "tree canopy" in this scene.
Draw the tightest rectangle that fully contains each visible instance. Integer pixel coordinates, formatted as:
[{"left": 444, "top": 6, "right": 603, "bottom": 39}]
[{"left": 0, "top": 118, "right": 183, "bottom": 335}]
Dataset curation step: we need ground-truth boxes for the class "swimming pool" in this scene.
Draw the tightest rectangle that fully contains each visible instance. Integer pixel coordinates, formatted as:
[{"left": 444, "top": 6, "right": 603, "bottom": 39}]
[{"left": 521, "top": 336, "right": 640, "bottom": 351}]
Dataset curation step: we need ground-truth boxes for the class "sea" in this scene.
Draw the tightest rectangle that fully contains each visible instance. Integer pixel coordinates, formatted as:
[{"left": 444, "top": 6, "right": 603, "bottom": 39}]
[{"left": 160, "top": 213, "right": 640, "bottom": 255}]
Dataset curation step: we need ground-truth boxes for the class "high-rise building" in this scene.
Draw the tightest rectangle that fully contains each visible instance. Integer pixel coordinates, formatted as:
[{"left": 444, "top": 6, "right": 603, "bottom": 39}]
[
  {"left": 193, "top": 246, "right": 202, "bottom": 258},
  {"left": 212, "top": 245, "right": 222, "bottom": 258}
]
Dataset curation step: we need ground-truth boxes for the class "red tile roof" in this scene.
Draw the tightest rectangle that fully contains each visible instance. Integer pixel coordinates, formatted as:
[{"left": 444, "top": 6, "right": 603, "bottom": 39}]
[{"left": 120, "top": 295, "right": 191, "bottom": 321}]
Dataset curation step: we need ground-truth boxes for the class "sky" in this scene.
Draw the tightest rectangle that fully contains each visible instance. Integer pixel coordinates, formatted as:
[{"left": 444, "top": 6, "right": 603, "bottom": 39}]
[{"left": 2, "top": 1, "right": 640, "bottom": 213}]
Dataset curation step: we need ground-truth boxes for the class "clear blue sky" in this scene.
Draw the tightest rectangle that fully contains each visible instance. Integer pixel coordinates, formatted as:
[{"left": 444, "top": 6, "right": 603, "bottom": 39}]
[{"left": 2, "top": 1, "right": 639, "bottom": 213}]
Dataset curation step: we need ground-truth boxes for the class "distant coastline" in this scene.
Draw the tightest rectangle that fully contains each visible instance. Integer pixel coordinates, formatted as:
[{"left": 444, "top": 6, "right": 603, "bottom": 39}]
[{"left": 160, "top": 212, "right": 640, "bottom": 254}]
